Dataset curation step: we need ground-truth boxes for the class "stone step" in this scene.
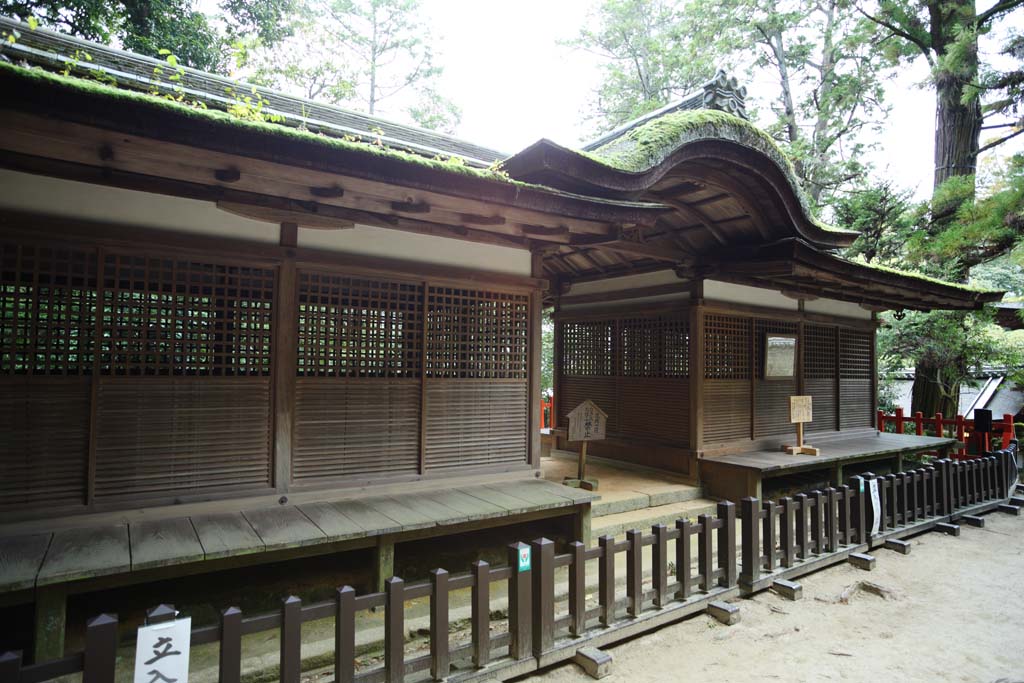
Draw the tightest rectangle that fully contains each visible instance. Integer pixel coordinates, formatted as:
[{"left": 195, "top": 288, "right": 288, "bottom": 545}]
[
  {"left": 591, "top": 484, "right": 706, "bottom": 518},
  {"left": 591, "top": 497, "right": 720, "bottom": 541}
]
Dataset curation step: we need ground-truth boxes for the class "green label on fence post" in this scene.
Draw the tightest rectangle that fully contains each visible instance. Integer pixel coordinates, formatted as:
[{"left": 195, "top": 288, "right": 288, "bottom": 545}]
[{"left": 518, "top": 545, "right": 531, "bottom": 572}]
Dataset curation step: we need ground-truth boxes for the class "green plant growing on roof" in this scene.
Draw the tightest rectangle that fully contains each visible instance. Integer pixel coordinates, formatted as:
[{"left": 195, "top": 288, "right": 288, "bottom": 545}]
[
  {"left": 149, "top": 50, "right": 206, "bottom": 110},
  {"left": 224, "top": 84, "right": 283, "bottom": 123}
]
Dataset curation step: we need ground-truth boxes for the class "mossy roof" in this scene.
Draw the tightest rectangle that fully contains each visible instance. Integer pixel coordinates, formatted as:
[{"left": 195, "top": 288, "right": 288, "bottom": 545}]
[{"left": 583, "top": 109, "right": 849, "bottom": 235}]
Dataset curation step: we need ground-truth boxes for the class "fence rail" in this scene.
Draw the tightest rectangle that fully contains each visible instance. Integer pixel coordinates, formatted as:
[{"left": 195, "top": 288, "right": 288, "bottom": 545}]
[
  {"left": 877, "top": 409, "right": 1016, "bottom": 457},
  {"left": 2, "top": 443, "right": 1020, "bottom": 683}
]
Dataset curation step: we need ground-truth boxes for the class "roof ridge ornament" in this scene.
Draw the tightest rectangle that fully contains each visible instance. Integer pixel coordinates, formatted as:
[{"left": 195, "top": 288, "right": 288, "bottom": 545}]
[{"left": 702, "top": 70, "right": 748, "bottom": 119}]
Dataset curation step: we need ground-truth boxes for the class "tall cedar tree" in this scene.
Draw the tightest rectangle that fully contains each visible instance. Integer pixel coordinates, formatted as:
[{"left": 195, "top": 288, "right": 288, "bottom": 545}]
[{"left": 860, "top": 0, "right": 1023, "bottom": 416}]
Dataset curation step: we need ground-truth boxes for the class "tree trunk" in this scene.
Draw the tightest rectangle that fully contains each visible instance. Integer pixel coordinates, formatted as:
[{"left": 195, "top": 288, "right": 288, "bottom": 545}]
[{"left": 910, "top": 362, "right": 959, "bottom": 418}]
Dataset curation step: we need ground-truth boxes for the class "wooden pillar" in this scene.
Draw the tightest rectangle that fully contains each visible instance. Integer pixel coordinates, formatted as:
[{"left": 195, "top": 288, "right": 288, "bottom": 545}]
[
  {"left": 573, "top": 504, "right": 592, "bottom": 548},
  {"left": 418, "top": 280, "right": 430, "bottom": 475},
  {"left": 375, "top": 536, "right": 396, "bottom": 594},
  {"left": 272, "top": 248, "right": 298, "bottom": 493},
  {"left": 688, "top": 284, "right": 705, "bottom": 455},
  {"left": 528, "top": 250, "right": 544, "bottom": 468},
  {"left": 33, "top": 587, "right": 66, "bottom": 663}
]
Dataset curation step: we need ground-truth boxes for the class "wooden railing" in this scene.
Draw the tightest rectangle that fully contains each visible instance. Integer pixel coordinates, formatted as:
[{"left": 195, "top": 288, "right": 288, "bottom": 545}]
[
  {"left": 877, "top": 409, "right": 1017, "bottom": 457},
  {"left": 2, "top": 444, "right": 1019, "bottom": 683}
]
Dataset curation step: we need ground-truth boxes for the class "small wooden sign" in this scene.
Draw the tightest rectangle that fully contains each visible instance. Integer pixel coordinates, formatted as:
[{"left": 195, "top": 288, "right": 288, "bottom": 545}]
[
  {"left": 565, "top": 400, "right": 607, "bottom": 491},
  {"left": 567, "top": 399, "right": 607, "bottom": 442},
  {"left": 782, "top": 395, "right": 819, "bottom": 456},
  {"left": 790, "top": 395, "right": 813, "bottom": 424}
]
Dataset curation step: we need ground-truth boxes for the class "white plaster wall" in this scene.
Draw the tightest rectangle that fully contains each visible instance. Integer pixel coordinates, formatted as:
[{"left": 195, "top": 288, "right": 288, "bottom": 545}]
[
  {"left": 804, "top": 297, "right": 873, "bottom": 320},
  {"left": 559, "top": 292, "right": 689, "bottom": 312},
  {"left": 564, "top": 268, "right": 683, "bottom": 296},
  {"left": 0, "top": 169, "right": 532, "bottom": 275},
  {"left": 0, "top": 168, "right": 280, "bottom": 243},
  {"left": 704, "top": 279, "right": 799, "bottom": 311},
  {"left": 299, "top": 226, "right": 531, "bottom": 275}
]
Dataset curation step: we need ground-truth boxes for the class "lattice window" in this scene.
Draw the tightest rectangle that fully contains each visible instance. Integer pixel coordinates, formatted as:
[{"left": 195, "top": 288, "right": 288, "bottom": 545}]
[
  {"left": 297, "top": 272, "right": 422, "bottom": 378},
  {"left": 100, "top": 252, "right": 274, "bottom": 376},
  {"left": 620, "top": 315, "right": 689, "bottom": 378},
  {"left": 704, "top": 314, "right": 750, "bottom": 379},
  {"left": 1, "top": 241, "right": 97, "bottom": 375},
  {"left": 839, "top": 328, "right": 874, "bottom": 379},
  {"left": 559, "top": 320, "right": 615, "bottom": 377},
  {"left": 804, "top": 325, "right": 837, "bottom": 379},
  {"left": 426, "top": 286, "right": 529, "bottom": 379},
  {"left": 753, "top": 319, "right": 798, "bottom": 379}
]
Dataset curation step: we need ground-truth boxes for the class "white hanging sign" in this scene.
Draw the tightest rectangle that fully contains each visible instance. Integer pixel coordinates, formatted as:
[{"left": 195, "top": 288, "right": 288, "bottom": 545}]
[
  {"left": 869, "top": 479, "right": 881, "bottom": 536},
  {"left": 134, "top": 617, "right": 192, "bottom": 683}
]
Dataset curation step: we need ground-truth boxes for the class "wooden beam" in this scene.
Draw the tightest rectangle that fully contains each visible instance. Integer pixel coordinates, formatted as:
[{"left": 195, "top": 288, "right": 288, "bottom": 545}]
[
  {"left": 279, "top": 222, "right": 298, "bottom": 248},
  {"left": 218, "top": 201, "right": 354, "bottom": 230},
  {"left": 273, "top": 258, "right": 298, "bottom": 493},
  {"left": 656, "top": 197, "right": 729, "bottom": 246}
]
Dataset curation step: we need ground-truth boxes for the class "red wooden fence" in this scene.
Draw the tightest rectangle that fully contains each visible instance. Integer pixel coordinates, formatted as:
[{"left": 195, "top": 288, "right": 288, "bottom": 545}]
[
  {"left": 540, "top": 396, "right": 553, "bottom": 430},
  {"left": 877, "top": 409, "right": 1017, "bottom": 458}
]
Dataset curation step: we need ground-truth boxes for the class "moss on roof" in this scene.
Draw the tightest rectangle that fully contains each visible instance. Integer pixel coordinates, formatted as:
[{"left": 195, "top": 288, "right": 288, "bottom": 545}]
[
  {"left": 0, "top": 60, "right": 520, "bottom": 183},
  {"left": 853, "top": 258, "right": 995, "bottom": 294},
  {"left": 583, "top": 109, "right": 853, "bottom": 236}
]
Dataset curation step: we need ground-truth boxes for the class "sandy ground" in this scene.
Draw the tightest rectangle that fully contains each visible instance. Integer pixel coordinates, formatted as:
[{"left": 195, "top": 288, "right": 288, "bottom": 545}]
[{"left": 531, "top": 512, "right": 1024, "bottom": 683}]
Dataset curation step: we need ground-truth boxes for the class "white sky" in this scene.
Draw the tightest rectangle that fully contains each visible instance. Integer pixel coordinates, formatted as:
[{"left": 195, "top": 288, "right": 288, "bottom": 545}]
[
  {"left": 204, "top": 0, "right": 1023, "bottom": 200},
  {"left": 417, "top": 0, "right": 1022, "bottom": 200}
]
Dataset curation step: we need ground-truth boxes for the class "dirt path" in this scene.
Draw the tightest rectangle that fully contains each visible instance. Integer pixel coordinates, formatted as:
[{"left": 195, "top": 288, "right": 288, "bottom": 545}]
[{"left": 530, "top": 512, "right": 1024, "bottom": 683}]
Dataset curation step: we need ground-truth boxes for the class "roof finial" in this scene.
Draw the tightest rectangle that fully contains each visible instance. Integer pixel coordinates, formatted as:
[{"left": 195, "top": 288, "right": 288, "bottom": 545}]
[{"left": 702, "top": 70, "right": 748, "bottom": 119}]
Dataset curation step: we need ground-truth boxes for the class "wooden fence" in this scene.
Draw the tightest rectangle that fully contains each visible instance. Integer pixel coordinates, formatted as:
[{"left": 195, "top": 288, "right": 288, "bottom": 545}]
[
  {"left": 877, "top": 409, "right": 1017, "bottom": 457},
  {"left": 2, "top": 444, "right": 1020, "bottom": 683}
]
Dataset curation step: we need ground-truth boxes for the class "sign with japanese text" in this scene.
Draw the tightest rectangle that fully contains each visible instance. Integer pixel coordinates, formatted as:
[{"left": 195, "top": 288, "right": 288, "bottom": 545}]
[
  {"left": 134, "top": 617, "right": 191, "bottom": 683},
  {"left": 517, "top": 545, "right": 531, "bottom": 572},
  {"left": 567, "top": 399, "right": 607, "bottom": 442},
  {"left": 789, "top": 395, "right": 812, "bottom": 424}
]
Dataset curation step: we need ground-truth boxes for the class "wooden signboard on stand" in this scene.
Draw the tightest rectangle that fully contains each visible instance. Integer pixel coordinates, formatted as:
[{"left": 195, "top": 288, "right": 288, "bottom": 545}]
[
  {"left": 566, "top": 399, "right": 607, "bottom": 491},
  {"left": 783, "top": 395, "right": 820, "bottom": 456}
]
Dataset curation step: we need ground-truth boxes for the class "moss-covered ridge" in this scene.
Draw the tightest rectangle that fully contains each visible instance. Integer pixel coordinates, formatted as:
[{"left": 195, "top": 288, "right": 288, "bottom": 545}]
[
  {"left": 0, "top": 60, "right": 521, "bottom": 183},
  {"left": 584, "top": 109, "right": 852, "bottom": 236}
]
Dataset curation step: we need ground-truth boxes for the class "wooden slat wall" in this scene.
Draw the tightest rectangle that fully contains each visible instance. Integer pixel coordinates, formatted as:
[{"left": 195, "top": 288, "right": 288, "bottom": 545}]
[
  {"left": 424, "top": 286, "right": 530, "bottom": 470},
  {"left": 753, "top": 320, "right": 798, "bottom": 438},
  {"left": 0, "top": 377, "right": 90, "bottom": 511},
  {"left": 292, "top": 272, "right": 423, "bottom": 480},
  {"left": 557, "top": 314, "right": 689, "bottom": 445},
  {"left": 424, "top": 381, "right": 528, "bottom": 469},
  {"left": 0, "top": 240, "right": 96, "bottom": 512},
  {"left": 805, "top": 325, "right": 838, "bottom": 432},
  {"left": 840, "top": 328, "right": 875, "bottom": 429},
  {"left": 703, "top": 314, "right": 751, "bottom": 445},
  {"left": 93, "top": 377, "right": 272, "bottom": 500},
  {"left": 293, "top": 378, "right": 420, "bottom": 480}
]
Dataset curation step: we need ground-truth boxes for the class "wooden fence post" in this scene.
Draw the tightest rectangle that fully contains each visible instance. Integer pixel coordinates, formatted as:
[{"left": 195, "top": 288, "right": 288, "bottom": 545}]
[
  {"left": 598, "top": 535, "right": 615, "bottom": 626},
  {"left": 471, "top": 561, "right": 490, "bottom": 668},
  {"left": 220, "top": 607, "right": 242, "bottom": 683},
  {"left": 675, "top": 519, "right": 692, "bottom": 599},
  {"left": 762, "top": 500, "right": 777, "bottom": 571},
  {"left": 568, "top": 543, "right": 586, "bottom": 634},
  {"left": 717, "top": 501, "right": 737, "bottom": 588},
  {"left": 858, "top": 474, "right": 875, "bottom": 543},
  {"left": 914, "top": 411, "right": 924, "bottom": 436},
  {"left": 531, "top": 538, "right": 555, "bottom": 657},
  {"left": 780, "top": 497, "right": 795, "bottom": 567},
  {"left": 895, "top": 407, "right": 904, "bottom": 433},
  {"left": 810, "top": 490, "right": 825, "bottom": 554},
  {"left": 837, "top": 485, "right": 851, "bottom": 545},
  {"left": 507, "top": 543, "right": 531, "bottom": 660},
  {"left": 824, "top": 487, "right": 838, "bottom": 552},
  {"left": 430, "top": 569, "right": 450, "bottom": 680},
  {"left": 0, "top": 651, "right": 22, "bottom": 683},
  {"left": 626, "top": 530, "right": 643, "bottom": 617},
  {"left": 935, "top": 412, "right": 944, "bottom": 438},
  {"left": 280, "top": 596, "right": 301, "bottom": 683},
  {"left": 877, "top": 409, "right": 885, "bottom": 431},
  {"left": 739, "top": 497, "right": 759, "bottom": 589},
  {"left": 795, "top": 493, "right": 809, "bottom": 559},
  {"left": 335, "top": 587, "right": 355, "bottom": 683},
  {"left": 652, "top": 524, "right": 669, "bottom": 608},
  {"left": 697, "top": 514, "right": 714, "bottom": 592},
  {"left": 385, "top": 578, "right": 405, "bottom": 683},
  {"left": 82, "top": 614, "right": 118, "bottom": 683}
]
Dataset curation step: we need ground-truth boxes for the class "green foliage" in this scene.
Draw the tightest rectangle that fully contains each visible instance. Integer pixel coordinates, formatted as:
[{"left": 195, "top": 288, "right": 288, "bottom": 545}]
[
  {"left": 2, "top": 0, "right": 299, "bottom": 72},
  {"left": 837, "top": 181, "right": 914, "bottom": 265},
  {"left": 247, "top": 0, "right": 457, "bottom": 131},
  {"left": 569, "top": 0, "right": 727, "bottom": 132}
]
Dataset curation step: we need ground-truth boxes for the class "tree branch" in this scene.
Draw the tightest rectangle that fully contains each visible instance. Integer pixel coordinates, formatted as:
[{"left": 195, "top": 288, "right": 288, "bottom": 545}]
[
  {"left": 977, "top": 126, "right": 1024, "bottom": 155},
  {"left": 976, "top": 0, "right": 1024, "bottom": 27},
  {"left": 856, "top": 5, "right": 933, "bottom": 63}
]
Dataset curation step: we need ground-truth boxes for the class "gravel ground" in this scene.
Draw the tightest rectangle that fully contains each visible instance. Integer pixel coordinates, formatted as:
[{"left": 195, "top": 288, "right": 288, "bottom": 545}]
[{"left": 530, "top": 511, "right": 1024, "bottom": 683}]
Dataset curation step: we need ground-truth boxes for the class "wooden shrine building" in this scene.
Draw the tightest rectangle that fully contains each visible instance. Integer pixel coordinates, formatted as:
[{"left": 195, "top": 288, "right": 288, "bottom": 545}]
[{"left": 0, "top": 18, "right": 1004, "bottom": 660}]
